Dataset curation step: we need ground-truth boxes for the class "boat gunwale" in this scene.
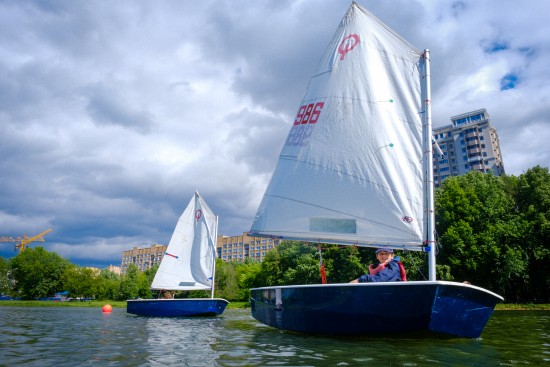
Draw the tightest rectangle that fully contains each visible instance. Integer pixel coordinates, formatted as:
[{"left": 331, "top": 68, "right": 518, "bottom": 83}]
[
  {"left": 127, "top": 298, "right": 229, "bottom": 303},
  {"left": 250, "top": 281, "right": 503, "bottom": 300}
]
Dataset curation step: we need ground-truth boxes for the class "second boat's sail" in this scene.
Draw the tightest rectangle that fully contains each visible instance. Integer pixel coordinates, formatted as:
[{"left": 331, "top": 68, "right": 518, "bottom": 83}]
[
  {"left": 151, "top": 192, "right": 218, "bottom": 291},
  {"left": 250, "top": 3, "right": 424, "bottom": 250}
]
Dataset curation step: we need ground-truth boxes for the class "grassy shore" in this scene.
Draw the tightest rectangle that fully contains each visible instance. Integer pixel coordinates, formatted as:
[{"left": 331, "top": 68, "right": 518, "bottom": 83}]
[
  {"left": 0, "top": 300, "right": 548, "bottom": 310},
  {"left": 495, "top": 303, "right": 550, "bottom": 311}
]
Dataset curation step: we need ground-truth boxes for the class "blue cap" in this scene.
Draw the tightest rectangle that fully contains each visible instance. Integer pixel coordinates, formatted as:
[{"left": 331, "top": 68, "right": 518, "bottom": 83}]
[{"left": 375, "top": 247, "right": 394, "bottom": 254}]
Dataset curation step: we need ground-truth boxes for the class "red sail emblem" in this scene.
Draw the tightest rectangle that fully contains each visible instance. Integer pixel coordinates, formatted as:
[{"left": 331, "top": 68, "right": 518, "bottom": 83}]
[{"left": 338, "top": 34, "right": 360, "bottom": 60}]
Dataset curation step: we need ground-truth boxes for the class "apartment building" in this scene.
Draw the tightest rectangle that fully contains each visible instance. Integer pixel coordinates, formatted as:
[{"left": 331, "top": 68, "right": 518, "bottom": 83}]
[
  {"left": 120, "top": 243, "right": 167, "bottom": 275},
  {"left": 217, "top": 232, "right": 280, "bottom": 262},
  {"left": 120, "top": 232, "right": 281, "bottom": 274},
  {"left": 433, "top": 108, "right": 505, "bottom": 187}
]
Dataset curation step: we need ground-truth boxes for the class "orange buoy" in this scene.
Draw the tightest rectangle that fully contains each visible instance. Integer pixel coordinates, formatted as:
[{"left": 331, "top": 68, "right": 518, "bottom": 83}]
[{"left": 102, "top": 304, "right": 113, "bottom": 313}]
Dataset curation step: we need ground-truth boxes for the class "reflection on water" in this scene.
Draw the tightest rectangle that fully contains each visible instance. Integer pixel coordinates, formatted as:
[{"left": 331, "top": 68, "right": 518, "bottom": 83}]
[
  {"left": 145, "top": 316, "right": 224, "bottom": 366},
  {"left": 0, "top": 307, "right": 150, "bottom": 366},
  {"left": 0, "top": 306, "right": 548, "bottom": 366}
]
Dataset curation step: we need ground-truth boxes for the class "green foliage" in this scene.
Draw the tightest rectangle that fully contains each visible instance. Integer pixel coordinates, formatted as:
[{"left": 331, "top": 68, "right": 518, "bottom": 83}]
[
  {"left": 435, "top": 264, "right": 454, "bottom": 281},
  {"left": 118, "top": 263, "right": 149, "bottom": 300},
  {"left": 234, "top": 259, "right": 262, "bottom": 301},
  {"left": 435, "top": 168, "right": 550, "bottom": 302},
  {"left": 10, "top": 247, "right": 70, "bottom": 299},
  {"left": 400, "top": 251, "right": 429, "bottom": 281},
  {"left": 322, "top": 245, "right": 366, "bottom": 283},
  {"left": 214, "top": 258, "right": 239, "bottom": 300},
  {"left": 0, "top": 257, "right": 11, "bottom": 294},
  {"left": 259, "top": 241, "right": 321, "bottom": 286},
  {"left": 95, "top": 268, "right": 121, "bottom": 300},
  {"left": 513, "top": 166, "right": 550, "bottom": 301},
  {"left": 62, "top": 265, "right": 99, "bottom": 299},
  {"left": 213, "top": 259, "right": 262, "bottom": 301},
  {"left": 144, "top": 264, "right": 159, "bottom": 287}
]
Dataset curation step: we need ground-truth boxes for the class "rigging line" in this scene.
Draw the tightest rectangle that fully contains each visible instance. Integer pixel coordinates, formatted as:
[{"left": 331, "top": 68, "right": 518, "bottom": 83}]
[{"left": 403, "top": 249, "right": 427, "bottom": 281}]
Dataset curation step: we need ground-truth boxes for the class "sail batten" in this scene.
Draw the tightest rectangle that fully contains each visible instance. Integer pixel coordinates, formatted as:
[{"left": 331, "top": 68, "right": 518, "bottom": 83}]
[{"left": 250, "top": 2, "right": 425, "bottom": 251}]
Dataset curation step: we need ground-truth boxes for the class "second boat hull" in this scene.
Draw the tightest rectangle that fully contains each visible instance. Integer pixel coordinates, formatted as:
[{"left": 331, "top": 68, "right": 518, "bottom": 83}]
[{"left": 127, "top": 298, "right": 229, "bottom": 317}]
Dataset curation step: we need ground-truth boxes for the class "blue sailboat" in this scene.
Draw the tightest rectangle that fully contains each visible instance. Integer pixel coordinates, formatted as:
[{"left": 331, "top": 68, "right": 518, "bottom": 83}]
[
  {"left": 248, "top": 2, "right": 502, "bottom": 338},
  {"left": 127, "top": 192, "right": 228, "bottom": 317}
]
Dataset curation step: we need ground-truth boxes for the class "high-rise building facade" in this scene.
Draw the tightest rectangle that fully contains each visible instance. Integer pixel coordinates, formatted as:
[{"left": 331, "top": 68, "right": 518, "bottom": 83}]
[
  {"left": 217, "top": 232, "right": 280, "bottom": 262},
  {"left": 120, "top": 233, "right": 281, "bottom": 274},
  {"left": 433, "top": 108, "right": 505, "bottom": 187},
  {"left": 121, "top": 243, "right": 167, "bottom": 275}
]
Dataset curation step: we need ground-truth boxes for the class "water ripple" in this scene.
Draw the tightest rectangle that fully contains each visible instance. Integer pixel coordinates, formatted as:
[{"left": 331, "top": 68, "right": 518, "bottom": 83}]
[{"left": 0, "top": 307, "right": 548, "bottom": 366}]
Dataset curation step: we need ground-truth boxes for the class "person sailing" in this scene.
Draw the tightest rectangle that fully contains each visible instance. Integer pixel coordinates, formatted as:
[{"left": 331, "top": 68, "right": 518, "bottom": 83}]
[
  {"left": 159, "top": 290, "right": 173, "bottom": 299},
  {"left": 350, "top": 248, "right": 406, "bottom": 283}
]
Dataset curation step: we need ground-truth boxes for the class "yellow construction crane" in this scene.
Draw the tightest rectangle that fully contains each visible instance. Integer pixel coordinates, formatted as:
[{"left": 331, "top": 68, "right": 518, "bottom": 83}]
[{"left": 0, "top": 228, "right": 53, "bottom": 253}]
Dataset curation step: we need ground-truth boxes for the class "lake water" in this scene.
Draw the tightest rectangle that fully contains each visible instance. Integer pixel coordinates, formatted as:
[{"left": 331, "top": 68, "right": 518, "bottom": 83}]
[{"left": 0, "top": 307, "right": 548, "bottom": 366}]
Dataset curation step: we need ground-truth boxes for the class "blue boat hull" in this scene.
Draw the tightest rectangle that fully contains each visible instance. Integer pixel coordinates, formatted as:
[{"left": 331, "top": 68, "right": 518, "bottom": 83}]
[
  {"left": 250, "top": 281, "right": 503, "bottom": 338},
  {"left": 126, "top": 298, "right": 228, "bottom": 317}
]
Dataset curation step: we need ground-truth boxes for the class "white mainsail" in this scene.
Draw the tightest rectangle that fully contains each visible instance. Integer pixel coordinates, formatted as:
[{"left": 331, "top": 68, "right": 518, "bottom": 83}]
[
  {"left": 151, "top": 192, "right": 218, "bottom": 291},
  {"left": 250, "top": 3, "right": 426, "bottom": 251}
]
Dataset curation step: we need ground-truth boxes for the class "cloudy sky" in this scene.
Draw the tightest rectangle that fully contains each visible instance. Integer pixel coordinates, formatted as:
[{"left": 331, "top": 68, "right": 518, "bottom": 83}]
[{"left": 1, "top": 0, "right": 548, "bottom": 268}]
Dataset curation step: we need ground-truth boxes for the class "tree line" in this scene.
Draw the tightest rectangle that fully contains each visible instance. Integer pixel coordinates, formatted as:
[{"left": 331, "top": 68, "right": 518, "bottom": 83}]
[{"left": 1, "top": 166, "right": 548, "bottom": 303}]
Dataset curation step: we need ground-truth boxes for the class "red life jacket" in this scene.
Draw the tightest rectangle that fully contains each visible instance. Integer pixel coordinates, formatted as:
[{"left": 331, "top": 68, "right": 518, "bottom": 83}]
[
  {"left": 369, "top": 263, "right": 386, "bottom": 275},
  {"left": 369, "top": 260, "right": 407, "bottom": 281},
  {"left": 397, "top": 261, "right": 407, "bottom": 281}
]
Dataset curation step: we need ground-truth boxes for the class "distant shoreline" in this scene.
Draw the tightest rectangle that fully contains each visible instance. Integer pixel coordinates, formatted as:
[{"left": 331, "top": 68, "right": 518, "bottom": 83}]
[
  {"left": 0, "top": 300, "right": 548, "bottom": 310},
  {"left": 0, "top": 300, "right": 249, "bottom": 309}
]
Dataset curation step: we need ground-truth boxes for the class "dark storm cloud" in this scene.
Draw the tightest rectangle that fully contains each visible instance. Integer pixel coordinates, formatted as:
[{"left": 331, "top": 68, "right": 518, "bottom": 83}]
[{"left": 86, "top": 89, "right": 154, "bottom": 133}]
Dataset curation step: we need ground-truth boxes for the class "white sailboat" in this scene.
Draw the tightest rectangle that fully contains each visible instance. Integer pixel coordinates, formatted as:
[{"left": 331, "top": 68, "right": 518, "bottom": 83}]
[
  {"left": 249, "top": 2, "right": 502, "bottom": 337},
  {"left": 127, "top": 192, "right": 228, "bottom": 317}
]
